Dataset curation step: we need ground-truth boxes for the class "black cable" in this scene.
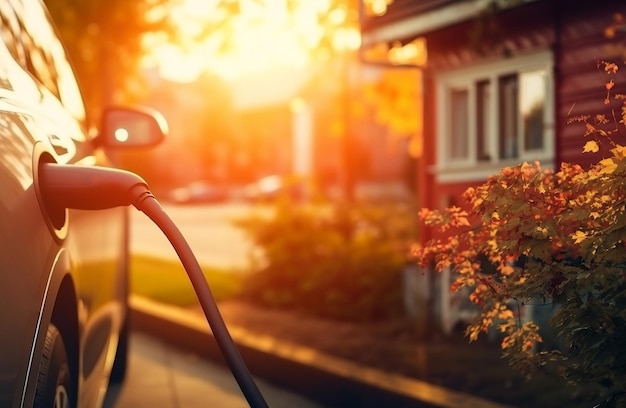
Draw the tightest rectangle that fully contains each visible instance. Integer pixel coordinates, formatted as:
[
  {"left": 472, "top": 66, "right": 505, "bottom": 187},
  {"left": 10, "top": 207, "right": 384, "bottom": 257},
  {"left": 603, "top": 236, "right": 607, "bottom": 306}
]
[
  {"left": 38, "top": 163, "right": 268, "bottom": 408},
  {"left": 134, "top": 194, "right": 269, "bottom": 408}
]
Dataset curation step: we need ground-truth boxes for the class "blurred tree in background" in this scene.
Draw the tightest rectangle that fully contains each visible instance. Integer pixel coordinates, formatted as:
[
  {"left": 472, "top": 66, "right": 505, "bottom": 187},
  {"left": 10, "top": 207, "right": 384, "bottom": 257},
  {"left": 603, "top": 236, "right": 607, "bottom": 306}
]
[
  {"left": 45, "top": 0, "right": 421, "bottom": 145},
  {"left": 44, "top": 0, "right": 178, "bottom": 123}
]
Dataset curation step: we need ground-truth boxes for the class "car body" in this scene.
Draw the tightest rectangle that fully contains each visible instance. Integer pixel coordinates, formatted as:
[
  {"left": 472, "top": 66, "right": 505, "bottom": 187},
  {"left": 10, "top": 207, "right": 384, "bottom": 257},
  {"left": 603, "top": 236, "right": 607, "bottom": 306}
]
[{"left": 0, "top": 1, "right": 166, "bottom": 407}]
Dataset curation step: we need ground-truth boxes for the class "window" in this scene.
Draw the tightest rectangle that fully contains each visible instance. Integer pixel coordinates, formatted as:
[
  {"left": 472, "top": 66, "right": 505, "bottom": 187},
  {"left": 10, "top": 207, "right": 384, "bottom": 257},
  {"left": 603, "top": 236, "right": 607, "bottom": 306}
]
[
  {"left": 476, "top": 80, "right": 490, "bottom": 162},
  {"left": 436, "top": 51, "right": 553, "bottom": 181},
  {"left": 521, "top": 69, "right": 547, "bottom": 152},
  {"left": 6, "top": 0, "right": 86, "bottom": 124},
  {"left": 449, "top": 88, "right": 468, "bottom": 160},
  {"left": 499, "top": 74, "right": 518, "bottom": 160}
]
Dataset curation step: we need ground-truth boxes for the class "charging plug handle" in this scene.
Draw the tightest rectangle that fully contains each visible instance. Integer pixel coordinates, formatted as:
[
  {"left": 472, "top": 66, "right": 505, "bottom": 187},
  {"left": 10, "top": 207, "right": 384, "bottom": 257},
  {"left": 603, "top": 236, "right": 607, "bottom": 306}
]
[{"left": 39, "top": 162, "right": 152, "bottom": 210}]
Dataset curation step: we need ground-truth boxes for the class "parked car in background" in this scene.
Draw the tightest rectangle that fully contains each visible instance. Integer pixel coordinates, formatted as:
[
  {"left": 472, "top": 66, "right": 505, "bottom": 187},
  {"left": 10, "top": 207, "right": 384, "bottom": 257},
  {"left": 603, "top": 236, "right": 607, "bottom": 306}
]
[
  {"left": 242, "top": 174, "right": 307, "bottom": 202},
  {"left": 0, "top": 0, "right": 166, "bottom": 406},
  {"left": 168, "top": 180, "right": 230, "bottom": 204}
]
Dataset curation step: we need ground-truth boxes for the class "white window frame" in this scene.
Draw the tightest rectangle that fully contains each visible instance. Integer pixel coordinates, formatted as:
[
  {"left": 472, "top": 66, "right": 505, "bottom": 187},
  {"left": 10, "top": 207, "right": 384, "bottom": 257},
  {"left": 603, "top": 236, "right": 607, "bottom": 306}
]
[{"left": 435, "top": 50, "right": 554, "bottom": 183}]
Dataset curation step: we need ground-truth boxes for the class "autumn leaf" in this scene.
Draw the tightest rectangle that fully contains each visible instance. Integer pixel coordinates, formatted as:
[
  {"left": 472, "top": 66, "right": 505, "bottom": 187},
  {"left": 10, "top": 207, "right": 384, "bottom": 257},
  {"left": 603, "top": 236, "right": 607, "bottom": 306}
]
[
  {"left": 600, "top": 60, "right": 619, "bottom": 74},
  {"left": 583, "top": 140, "right": 600, "bottom": 153},
  {"left": 572, "top": 230, "right": 587, "bottom": 244},
  {"left": 611, "top": 144, "right": 626, "bottom": 160},
  {"left": 599, "top": 158, "right": 617, "bottom": 174},
  {"left": 606, "top": 79, "right": 615, "bottom": 90},
  {"left": 498, "top": 309, "right": 514, "bottom": 320},
  {"left": 537, "top": 182, "right": 547, "bottom": 194},
  {"left": 605, "top": 26, "right": 616, "bottom": 38},
  {"left": 499, "top": 265, "right": 515, "bottom": 276}
]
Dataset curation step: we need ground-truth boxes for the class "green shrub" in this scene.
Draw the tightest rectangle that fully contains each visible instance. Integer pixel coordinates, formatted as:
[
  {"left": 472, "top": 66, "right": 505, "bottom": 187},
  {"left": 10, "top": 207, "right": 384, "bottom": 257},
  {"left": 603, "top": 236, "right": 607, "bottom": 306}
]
[{"left": 236, "top": 200, "right": 416, "bottom": 321}]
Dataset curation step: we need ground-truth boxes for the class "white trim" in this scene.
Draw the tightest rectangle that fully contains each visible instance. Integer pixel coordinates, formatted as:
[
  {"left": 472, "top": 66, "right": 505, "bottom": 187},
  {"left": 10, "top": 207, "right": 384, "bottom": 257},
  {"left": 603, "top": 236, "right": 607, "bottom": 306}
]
[
  {"left": 435, "top": 50, "right": 554, "bottom": 184},
  {"left": 431, "top": 159, "right": 555, "bottom": 183}
]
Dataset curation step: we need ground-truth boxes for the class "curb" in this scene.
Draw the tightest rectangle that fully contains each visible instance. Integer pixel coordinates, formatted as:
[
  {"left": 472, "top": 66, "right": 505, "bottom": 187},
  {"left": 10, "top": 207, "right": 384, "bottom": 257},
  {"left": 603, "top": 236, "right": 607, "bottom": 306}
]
[{"left": 129, "top": 295, "right": 512, "bottom": 408}]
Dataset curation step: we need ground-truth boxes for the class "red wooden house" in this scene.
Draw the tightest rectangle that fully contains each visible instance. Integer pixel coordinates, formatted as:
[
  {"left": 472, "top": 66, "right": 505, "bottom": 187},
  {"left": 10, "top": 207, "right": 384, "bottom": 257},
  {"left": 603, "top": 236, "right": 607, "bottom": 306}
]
[{"left": 360, "top": 0, "right": 626, "bottom": 332}]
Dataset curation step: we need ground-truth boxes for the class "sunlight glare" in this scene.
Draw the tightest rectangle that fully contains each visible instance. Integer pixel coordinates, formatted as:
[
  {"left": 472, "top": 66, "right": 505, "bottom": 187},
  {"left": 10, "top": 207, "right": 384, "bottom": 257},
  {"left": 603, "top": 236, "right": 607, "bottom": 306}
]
[
  {"left": 332, "top": 27, "right": 361, "bottom": 52},
  {"left": 364, "top": 0, "right": 394, "bottom": 16},
  {"left": 147, "top": 0, "right": 348, "bottom": 83},
  {"left": 151, "top": 44, "right": 206, "bottom": 83}
]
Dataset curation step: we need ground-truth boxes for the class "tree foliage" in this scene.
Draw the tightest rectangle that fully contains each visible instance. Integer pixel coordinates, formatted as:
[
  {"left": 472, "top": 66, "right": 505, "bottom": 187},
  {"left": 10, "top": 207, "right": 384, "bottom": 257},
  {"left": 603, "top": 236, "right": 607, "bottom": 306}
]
[
  {"left": 44, "top": 0, "right": 176, "bottom": 121},
  {"left": 414, "top": 60, "right": 626, "bottom": 406}
]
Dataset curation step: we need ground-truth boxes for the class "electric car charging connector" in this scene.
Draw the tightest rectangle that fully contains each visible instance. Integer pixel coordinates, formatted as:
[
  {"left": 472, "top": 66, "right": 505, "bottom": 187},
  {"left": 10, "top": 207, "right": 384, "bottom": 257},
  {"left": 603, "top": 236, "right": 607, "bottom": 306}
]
[{"left": 38, "top": 162, "right": 269, "bottom": 408}]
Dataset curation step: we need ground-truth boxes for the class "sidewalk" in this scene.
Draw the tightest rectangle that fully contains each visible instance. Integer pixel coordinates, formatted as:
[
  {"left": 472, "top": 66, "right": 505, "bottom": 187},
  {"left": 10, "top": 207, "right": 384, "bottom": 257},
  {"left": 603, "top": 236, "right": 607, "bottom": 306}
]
[
  {"left": 104, "top": 331, "right": 325, "bottom": 408},
  {"left": 129, "top": 295, "right": 512, "bottom": 408}
]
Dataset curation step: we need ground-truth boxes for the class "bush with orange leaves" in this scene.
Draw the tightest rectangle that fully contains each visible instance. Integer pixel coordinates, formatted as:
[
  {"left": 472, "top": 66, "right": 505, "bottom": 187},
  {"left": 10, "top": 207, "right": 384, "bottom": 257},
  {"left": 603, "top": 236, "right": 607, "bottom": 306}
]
[{"left": 413, "top": 61, "right": 626, "bottom": 405}]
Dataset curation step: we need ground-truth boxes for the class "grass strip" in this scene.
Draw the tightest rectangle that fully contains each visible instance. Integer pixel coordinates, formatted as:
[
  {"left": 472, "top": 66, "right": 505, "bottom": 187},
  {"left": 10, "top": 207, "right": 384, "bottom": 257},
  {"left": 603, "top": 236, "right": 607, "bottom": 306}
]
[{"left": 131, "top": 254, "right": 242, "bottom": 307}]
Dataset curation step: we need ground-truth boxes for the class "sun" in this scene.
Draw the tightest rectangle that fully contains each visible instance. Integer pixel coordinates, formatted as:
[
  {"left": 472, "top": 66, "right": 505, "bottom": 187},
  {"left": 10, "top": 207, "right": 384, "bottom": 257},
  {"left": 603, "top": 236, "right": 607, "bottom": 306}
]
[{"left": 144, "top": 0, "right": 359, "bottom": 83}]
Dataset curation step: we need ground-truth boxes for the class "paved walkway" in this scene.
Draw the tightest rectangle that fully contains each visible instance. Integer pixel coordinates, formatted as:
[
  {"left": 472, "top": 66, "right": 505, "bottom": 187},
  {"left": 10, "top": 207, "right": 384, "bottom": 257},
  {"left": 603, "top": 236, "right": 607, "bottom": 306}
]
[
  {"left": 104, "top": 332, "right": 326, "bottom": 408},
  {"left": 128, "top": 296, "right": 513, "bottom": 408}
]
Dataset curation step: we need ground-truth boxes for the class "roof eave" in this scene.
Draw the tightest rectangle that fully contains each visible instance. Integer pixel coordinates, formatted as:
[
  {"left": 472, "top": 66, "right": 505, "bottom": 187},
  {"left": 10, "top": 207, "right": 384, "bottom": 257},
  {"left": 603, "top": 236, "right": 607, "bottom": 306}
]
[{"left": 361, "top": 0, "right": 543, "bottom": 46}]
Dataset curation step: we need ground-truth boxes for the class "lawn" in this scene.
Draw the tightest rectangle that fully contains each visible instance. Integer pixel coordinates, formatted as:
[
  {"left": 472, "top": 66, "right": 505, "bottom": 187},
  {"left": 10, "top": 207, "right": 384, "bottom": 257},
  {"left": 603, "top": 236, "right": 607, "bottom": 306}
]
[{"left": 130, "top": 254, "right": 242, "bottom": 306}]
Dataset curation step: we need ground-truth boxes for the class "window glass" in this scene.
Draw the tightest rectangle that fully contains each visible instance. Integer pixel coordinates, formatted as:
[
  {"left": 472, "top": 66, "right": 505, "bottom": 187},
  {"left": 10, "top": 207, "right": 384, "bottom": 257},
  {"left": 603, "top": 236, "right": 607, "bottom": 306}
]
[
  {"left": 449, "top": 88, "right": 469, "bottom": 160},
  {"left": 21, "top": 24, "right": 60, "bottom": 98},
  {"left": 0, "top": 10, "right": 16, "bottom": 90},
  {"left": 17, "top": 0, "right": 86, "bottom": 124},
  {"left": 520, "top": 69, "right": 546, "bottom": 151},
  {"left": 0, "top": 4, "right": 20, "bottom": 68},
  {"left": 476, "top": 80, "right": 490, "bottom": 162},
  {"left": 498, "top": 74, "right": 518, "bottom": 160}
]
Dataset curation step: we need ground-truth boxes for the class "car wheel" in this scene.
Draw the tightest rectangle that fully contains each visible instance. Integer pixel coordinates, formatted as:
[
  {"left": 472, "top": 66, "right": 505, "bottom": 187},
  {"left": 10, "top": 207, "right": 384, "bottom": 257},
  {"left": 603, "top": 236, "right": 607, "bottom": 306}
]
[
  {"left": 34, "top": 324, "right": 73, "bottom": 408},
  {"left": 108, "top": 315, "right": 129, "bottom": 384}
]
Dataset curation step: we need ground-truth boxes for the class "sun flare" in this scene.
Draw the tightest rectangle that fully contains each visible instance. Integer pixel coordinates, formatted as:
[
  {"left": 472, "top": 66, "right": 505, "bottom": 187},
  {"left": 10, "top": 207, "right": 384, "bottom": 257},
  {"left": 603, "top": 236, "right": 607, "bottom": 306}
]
[{"left": 144, "top": 0, "right": 359, "bottom": 83}]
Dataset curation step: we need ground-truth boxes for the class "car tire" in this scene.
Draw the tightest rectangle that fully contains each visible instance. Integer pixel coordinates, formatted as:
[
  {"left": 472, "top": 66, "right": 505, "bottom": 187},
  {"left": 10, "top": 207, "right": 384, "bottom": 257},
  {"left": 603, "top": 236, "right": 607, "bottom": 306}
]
[
  {"left": 108, "top": 315, "right": 129, "bottom": 385},
  {"left": 34, "top": 323, "right": 73, "bottom": 408}
]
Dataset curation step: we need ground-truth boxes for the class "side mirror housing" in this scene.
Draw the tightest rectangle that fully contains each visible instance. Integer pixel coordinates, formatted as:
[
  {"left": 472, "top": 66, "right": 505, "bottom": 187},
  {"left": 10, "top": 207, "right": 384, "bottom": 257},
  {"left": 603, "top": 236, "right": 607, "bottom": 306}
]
[{"left": 97, "top": 106, "right": 168, "bottom": 149}]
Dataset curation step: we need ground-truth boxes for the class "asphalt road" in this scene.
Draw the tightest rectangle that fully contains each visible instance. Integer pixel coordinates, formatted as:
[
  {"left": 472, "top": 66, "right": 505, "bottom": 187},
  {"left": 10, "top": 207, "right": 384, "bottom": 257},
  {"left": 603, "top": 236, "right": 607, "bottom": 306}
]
[
  {"left": 130, "top": 202, "right": 262, "bottom": 270},
  {"left": 104, "top": 332, "right": 327, "bottom": 408}
]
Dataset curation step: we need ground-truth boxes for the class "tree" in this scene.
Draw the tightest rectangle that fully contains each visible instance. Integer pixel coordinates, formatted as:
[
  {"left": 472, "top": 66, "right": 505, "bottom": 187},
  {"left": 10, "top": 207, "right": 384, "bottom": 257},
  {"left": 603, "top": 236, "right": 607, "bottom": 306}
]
[
  {"left": 44, "top": 0, "right": 177, "bottom": 122},
  {"left": 414, "top": 59, "right": 626, "bottom": 406}
]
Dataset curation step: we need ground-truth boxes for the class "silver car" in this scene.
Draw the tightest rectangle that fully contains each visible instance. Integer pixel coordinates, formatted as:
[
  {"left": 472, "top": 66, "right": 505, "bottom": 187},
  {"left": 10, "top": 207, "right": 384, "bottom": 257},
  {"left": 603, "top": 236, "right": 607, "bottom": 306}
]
[{"left": 0, "top": 0, "right": 166, "bottom": 406}]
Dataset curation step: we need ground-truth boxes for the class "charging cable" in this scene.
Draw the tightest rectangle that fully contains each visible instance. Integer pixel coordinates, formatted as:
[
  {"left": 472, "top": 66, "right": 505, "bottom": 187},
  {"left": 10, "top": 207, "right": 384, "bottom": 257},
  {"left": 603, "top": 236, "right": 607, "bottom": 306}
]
[{"left": 39, "top": 162, "right": 269, "bottom": 408}]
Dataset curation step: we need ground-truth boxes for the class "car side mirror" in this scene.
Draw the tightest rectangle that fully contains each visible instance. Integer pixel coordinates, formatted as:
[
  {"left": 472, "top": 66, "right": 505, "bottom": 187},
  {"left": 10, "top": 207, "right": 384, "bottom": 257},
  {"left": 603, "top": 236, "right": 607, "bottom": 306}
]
[{"left": 97, "top": 106, "right": 168, "bottom": 149}]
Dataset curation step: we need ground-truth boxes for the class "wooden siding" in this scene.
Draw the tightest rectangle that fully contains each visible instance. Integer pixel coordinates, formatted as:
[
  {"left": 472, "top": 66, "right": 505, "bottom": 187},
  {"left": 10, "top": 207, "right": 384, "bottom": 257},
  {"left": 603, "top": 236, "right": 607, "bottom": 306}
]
[
  {"left": 557, "top": 0, "right": 626, "bottom": 167},
  {"left": 423, "top": 1, "right": 556, "bottom": 72}
]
